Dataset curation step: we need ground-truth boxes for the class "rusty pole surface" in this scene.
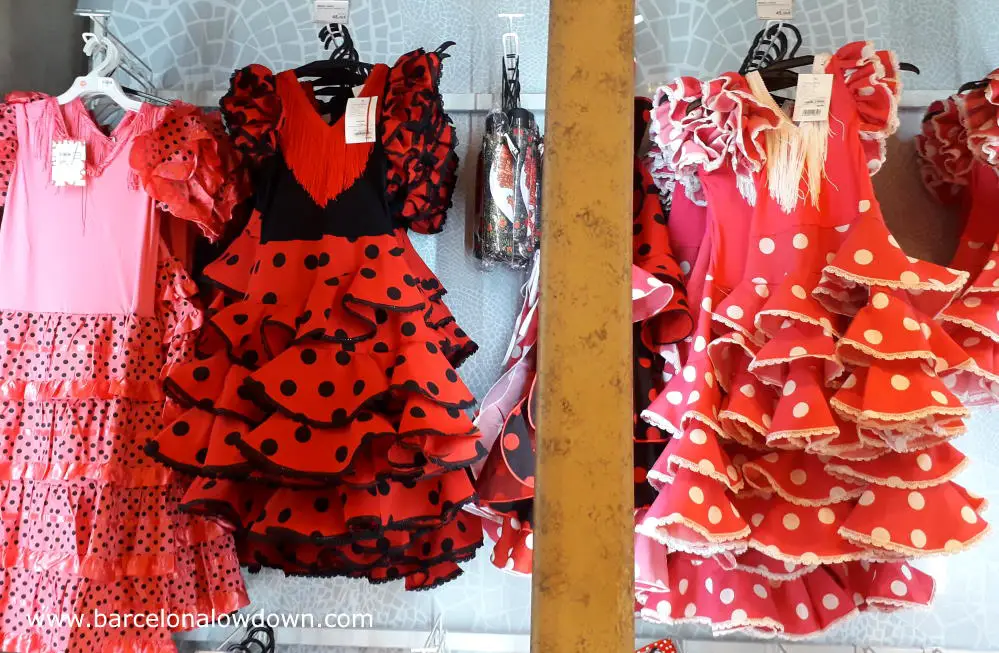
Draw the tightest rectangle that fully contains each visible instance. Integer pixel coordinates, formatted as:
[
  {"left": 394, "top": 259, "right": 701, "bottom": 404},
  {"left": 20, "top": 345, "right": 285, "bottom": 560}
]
[{"left": 532, "top": 0, "right": 635, "bottom": 651}]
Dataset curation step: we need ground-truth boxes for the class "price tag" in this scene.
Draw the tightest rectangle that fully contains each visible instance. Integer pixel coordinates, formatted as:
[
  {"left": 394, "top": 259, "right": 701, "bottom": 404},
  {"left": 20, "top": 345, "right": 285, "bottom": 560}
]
[
  {"left": 314, "top": 0, "right": 349, "bottom": 23},
  {"left": 345, "top": 96, "right": 378, "bottom": 144},
  {"left": 757, "top": 0, "right": 793, "bottom": 19},
  {"left": 51, "top": 140, "right": 87, "bottom": 187},
  {"left": 792, "top": 73, "right": 834, "bottom": 122}
]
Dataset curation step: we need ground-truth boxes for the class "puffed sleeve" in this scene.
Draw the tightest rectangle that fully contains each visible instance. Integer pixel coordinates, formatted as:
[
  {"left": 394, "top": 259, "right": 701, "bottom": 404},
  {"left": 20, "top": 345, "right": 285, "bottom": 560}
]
[
  {"left": 0, "top": 103, "right": 17, "bottom": 209},
  {"left": 129, "top": 102, "right": 249, "bottom": 242},
  {"left": 651, "top": 74, "right": 780, "bottom": 206},
  {"left": 219, "top": 64, "right": 282, "bottom": 164},
  {"left": 960, "top": 70, "right": 999, "bottom": 168},
  {"left": 381, "top": 49, "right": 459, "bottom": 235},
  {"left": 0, "top": 91, "right": 45, "bottom": 208},
  {"left": 915, "top": 96, "right": 973, "bottom": 204},
  {"left": 830, "top": 41, "right": 902, "bottom": 175}
]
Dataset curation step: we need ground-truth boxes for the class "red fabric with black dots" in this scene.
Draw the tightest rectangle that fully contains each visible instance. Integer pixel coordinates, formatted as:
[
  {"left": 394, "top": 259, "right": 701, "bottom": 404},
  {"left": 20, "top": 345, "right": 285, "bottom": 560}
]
[
  {"left": 471, "top": 98, "right": 693, "bottom": 575},
  {"left": 382, "top": 51, "right": 459, "bottom": 234},
  {"left": 0, "top": 93, "right": 46, "bottom": 210},
  {"left": 635, "top": 42, "right": 987, "bottom": 638},
  {"left": 147, "top": 50, "right": 484, "bottom": 590},
  {"left": 130, "top": 103, "right": 249, "bottom": 242}
]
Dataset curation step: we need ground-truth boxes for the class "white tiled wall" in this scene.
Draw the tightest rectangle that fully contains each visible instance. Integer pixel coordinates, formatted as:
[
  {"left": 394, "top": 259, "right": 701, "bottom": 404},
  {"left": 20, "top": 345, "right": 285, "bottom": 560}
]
[{"left": 92, "top": 0, "right": 999, "bottom": 648}]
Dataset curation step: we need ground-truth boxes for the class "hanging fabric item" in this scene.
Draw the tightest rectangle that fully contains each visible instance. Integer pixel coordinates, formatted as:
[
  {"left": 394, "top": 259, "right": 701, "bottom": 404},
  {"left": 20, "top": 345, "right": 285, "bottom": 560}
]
[
  {"left": 472, "top": 19, "right": 542, "bottom": 268},
  {"left": 145, "top": 45, "right": 485, "bottom": 591},
  {"left": 471, "top": 98, "right": 693, "bottom": 574},
  {"left": 636, "top": 41, "right": 987, "bottom": 638},
  {"left": 0, "top": 88, "right": 248, "bottom": 651},
  {"left": 473, "top": 110, "right": 543, "bottom": 267}
]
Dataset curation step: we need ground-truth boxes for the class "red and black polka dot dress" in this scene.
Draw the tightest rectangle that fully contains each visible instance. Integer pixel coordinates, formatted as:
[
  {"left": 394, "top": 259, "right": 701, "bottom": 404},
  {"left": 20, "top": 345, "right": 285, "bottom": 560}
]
[{"left": 145, "top": 48, "right": 486, "bottom": 590}]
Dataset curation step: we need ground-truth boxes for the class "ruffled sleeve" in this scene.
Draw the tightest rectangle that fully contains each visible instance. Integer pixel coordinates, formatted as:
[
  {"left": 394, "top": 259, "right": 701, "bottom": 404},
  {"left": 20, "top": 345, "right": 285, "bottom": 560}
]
[
  {"left": 382, "top": 49, "right": 459, "bottom": 235},
  {"left": 958, "top": 70, "right": 999, "bottom": 167},
  {"left": 129, "top": 103, "right": 249, "bottom": 242},
  {"left": 698, "top": 74, "right": 780, "bottom": 183},
  {"left": 915, "top": 97, "right": 973, "bottom": 204},
  {"left": 649, "top": 76, "right": 703, "bottom": 196},
  {"left": 0, "top": 92, "right": 44, "bottom": 209},
  {"left": 0, "top": 103, "right": 17, "bottom": 209},
  {"left": 219, "top": 64, "right": 282, "bottom": 164},
  {"left": 828, "top": 41, "right": 902, "bottom": 175},
  {"left": 650, "top": 74, "right": 780, "bottom": 206}
]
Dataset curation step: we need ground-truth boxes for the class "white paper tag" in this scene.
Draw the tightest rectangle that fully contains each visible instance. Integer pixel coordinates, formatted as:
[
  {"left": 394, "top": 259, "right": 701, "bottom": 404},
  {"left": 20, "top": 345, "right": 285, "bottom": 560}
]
[
  {"left": 345, "top": 96, "right": 377, "bottom": 144},
  {"left": 757, "top": 0, "right": 793, "bottom": 19},
  {"left": 314, "top": 0, "right": 349, "bottom": 23},
  {"left": 51, "top": 140, "right": 87, "bottom": 187},
  {"left": 792, "top": 73, "right": 834, "bottom": 122}
]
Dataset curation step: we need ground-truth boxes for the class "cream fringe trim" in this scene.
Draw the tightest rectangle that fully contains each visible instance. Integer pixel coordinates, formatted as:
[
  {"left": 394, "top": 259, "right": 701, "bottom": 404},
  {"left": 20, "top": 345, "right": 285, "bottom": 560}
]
[{"left": 746, "top": 71, "right": 829, "bottom": 213}]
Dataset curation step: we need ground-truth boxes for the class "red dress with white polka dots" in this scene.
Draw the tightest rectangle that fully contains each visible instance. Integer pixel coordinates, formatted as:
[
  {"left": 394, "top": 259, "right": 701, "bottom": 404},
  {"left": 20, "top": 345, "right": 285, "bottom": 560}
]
[
  {"left": 917, "top": 71, "right": 999, "bottom": 405},
  {"left": 144, "top": 49, "right": 487, "bottom": 590},
  {"left": 635, "top": 42, "right": 988, "bottom": 637},
  {"left": 0, "top": 94, "right": 248, "bottom": 652}
]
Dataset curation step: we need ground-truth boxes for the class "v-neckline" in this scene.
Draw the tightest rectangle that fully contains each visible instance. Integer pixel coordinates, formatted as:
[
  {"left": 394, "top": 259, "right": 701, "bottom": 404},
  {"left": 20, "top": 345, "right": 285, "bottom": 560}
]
[
  {"left": 278, "top": 64, "right": 387, "bottom": 131},
  {"left": 49, "top": 97, "right": 150, "bottom": 174},
  {"left": 270, "top": 64, "right": 391, "bottom": 207}
]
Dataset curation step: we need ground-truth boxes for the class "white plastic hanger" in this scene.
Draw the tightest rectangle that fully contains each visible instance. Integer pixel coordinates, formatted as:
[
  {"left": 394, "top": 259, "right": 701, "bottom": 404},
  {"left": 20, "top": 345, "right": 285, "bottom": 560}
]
[
  {"left": 498, "top": 13, "right": 522, "bottom": 79},
  {"left": 57, "top": 33, "right": 143, "bottom": 112},
  {"left": 411, "top": 612, "right": 449, "bottom": 653}
]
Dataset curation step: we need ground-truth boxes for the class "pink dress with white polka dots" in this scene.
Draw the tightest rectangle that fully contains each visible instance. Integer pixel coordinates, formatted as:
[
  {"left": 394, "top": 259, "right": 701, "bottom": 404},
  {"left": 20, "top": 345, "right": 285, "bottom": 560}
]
[{"left": 635, "top": 42, "right": 988, "bottom": 638}]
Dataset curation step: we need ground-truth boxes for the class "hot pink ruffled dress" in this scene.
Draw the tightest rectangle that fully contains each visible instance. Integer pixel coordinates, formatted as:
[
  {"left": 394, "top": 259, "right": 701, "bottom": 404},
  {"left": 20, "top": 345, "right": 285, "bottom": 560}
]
[
  {"left": 635, "top": 42, "right": 989, "bottom": 638},
  {"left": 0, "top": 94, "right": 247, "bottom": 652}
]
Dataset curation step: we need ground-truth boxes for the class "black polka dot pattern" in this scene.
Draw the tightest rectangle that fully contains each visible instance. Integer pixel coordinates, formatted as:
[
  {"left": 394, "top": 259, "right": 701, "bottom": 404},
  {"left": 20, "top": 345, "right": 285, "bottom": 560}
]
[
  {"left": 0, "top": 244, "right": 250, "bottom": 649},
  {"left": 144, "top": 51, "right": 495, "bottom": 591}
]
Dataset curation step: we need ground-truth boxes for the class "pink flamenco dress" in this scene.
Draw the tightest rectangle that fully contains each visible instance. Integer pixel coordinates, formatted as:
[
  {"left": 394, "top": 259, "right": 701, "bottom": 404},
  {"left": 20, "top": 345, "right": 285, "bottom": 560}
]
[
  {"left": 0, "top": 93, "right": 248, "bottom": 652},
  {"left": 635, "top": 42, "right": 989, "bottom": 638},
  {"left": 916, "top": 70, "right": 999, "bottom": 405},
  {"left": 472, "top": 98, "right": 693, "bottom": 575}
]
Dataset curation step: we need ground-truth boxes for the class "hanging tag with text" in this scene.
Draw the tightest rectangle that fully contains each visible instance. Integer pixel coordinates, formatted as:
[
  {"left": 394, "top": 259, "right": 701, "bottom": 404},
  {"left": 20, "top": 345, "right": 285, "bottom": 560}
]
[
  {"left": 314, "top": 0, "right": 349, "bottom": 23},
  {"left": 345, "top": 97, "right": 378, "bottom": 144},
  {"left": 792, "top": 73, "right": 834, "bottom": 122},
  {"left": 757, "top": 0, "right": 793, "bottom": 20},
  {"left": 51, "top": 140, "right": 87, "bottom": 187}
]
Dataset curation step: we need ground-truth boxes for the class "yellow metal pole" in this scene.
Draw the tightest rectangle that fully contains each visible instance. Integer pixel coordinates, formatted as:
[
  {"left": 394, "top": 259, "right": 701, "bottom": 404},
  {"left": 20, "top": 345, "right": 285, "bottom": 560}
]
[{"left": 532, "top": 0, "right": 635, "bottom": 651}]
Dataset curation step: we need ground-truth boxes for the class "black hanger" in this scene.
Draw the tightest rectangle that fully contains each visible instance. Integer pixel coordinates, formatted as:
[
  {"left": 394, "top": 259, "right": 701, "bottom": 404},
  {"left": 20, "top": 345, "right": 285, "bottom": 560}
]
[
  {"left": 740, "top": 23, "right": 803, "bottom": 75},
  {"left": 688, "top": 33, "right": 921, "bottom": 115},
  {"left": 958, "top": 78, "right": 989, "bottom": 94},
  {"left": 225, "top": 624, "right": 275, "bottom": 653},
  {"left": 295, "top": 23, "right": 373, "bottom": 90},
  {"left": 923, "top": 74, "right": 990, "bottom": 121}
]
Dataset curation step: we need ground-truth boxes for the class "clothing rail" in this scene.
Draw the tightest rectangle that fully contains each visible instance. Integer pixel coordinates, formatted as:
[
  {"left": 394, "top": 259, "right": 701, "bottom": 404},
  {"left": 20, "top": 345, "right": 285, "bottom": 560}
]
[
  {"left": 179, "top": 626, "right": 986, "bottom": 653},
  {"left": 149, "top": 89, "right": 547, "bottom": 112},
  {"left": 135, "top": 89, "right": 951, "bottom": 112}
]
